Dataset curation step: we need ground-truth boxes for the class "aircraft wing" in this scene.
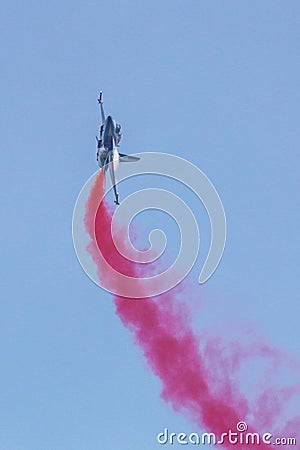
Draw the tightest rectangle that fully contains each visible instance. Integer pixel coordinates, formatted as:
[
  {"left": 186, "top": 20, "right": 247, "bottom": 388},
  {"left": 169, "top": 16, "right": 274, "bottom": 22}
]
[{"left": 119, "top": 153, "right": 140, "bottom": 162}]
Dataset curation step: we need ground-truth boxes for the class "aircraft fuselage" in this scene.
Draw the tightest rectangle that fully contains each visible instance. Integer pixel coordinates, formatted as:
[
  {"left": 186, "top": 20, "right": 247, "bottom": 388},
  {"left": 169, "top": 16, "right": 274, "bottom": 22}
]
[
  {"left": 103, "top": 115, "right": 117, "bottom": 151},
  {"left": 96, "top": 91, "right": 138, "bottom": 205}
]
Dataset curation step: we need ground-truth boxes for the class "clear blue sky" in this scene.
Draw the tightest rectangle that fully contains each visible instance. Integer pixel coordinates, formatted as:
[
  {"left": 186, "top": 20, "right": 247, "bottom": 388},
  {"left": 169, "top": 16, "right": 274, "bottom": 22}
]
[{"left": 2, "top": 1, "right": 299, "bottom": 449}]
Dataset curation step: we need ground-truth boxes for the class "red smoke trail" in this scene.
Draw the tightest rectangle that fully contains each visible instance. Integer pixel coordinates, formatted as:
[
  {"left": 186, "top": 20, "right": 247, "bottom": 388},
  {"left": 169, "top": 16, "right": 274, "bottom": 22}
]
[{"left": 85, "top": 171, "right": 299, "bottom": 448}]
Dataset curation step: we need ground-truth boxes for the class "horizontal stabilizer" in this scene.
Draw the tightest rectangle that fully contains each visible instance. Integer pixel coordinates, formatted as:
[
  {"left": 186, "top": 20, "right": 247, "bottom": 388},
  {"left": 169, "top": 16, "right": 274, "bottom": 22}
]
[{"left": 119, "top": 153, "right": 140, "bottom": 163}]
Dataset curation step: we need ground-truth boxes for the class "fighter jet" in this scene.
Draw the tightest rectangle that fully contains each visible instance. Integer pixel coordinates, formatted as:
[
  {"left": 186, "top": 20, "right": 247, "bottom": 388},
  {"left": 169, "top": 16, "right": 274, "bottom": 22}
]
[{"left": 96, "top": 91, "right": 140, "bottom": 205}]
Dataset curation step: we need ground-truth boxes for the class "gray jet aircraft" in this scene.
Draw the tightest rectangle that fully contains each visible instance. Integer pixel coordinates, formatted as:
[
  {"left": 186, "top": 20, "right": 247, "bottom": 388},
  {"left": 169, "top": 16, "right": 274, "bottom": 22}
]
[{"left": 96, "top": 91, "right": 140, "bottom": 205}]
